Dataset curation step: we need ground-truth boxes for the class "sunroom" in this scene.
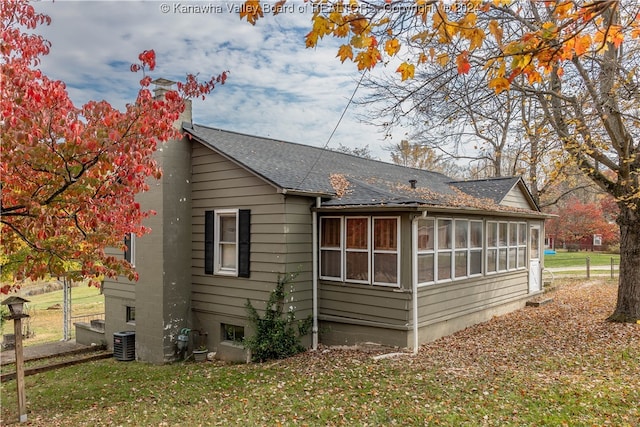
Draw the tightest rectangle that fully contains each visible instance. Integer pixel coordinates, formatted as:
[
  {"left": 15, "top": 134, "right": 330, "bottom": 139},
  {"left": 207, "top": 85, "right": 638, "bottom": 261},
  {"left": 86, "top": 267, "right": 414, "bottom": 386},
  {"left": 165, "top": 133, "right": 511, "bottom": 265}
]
[{"left": 316, "top": 209, "right": 544, "bottom": 350}]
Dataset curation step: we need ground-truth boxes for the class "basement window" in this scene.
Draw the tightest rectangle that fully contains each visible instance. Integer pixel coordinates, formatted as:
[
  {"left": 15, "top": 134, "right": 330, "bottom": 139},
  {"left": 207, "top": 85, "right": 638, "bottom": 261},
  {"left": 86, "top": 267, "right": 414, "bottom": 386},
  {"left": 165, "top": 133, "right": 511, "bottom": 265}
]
[
  {"left": 222, "top": 324, "right": 244, "bottom": 343},
  {"left": 126, "top": 306, "right": 136, "bottom": 324}
]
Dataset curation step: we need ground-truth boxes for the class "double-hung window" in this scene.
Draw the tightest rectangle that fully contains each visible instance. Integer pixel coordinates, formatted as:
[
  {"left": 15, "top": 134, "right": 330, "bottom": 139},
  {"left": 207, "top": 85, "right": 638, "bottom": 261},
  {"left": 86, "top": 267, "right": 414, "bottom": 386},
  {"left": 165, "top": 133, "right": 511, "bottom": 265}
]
[
  {"left": 217, "top": 210, "right": 238, "bottom": 275},
  {"left": 204, "top": 209, "right": 251, "bottom": 277},
  {"left": 320, "top": 216, "right": 399, "bottom": 287}
]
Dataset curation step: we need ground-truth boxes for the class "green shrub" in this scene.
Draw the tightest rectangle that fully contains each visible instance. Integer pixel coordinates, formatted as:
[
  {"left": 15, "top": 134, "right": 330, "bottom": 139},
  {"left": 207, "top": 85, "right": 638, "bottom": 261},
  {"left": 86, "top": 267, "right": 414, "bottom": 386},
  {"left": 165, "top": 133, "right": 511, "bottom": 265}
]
[{"left": 244, "top": 273, "right": 312, "bottom": 363}]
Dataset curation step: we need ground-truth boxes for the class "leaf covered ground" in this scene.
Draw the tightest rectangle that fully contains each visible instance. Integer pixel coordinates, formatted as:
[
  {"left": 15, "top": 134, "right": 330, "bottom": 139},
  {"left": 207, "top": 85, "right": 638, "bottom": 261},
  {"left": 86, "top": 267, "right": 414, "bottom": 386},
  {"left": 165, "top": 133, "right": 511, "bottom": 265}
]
[{"left": 1, "top": 279, "right": 638, "bottom": 426}]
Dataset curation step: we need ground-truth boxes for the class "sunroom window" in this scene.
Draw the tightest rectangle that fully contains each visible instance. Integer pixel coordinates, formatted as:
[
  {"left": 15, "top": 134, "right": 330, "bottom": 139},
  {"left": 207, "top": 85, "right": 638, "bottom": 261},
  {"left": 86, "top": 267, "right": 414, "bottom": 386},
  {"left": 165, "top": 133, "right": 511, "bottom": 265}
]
[
  {"left": 320, "top": 217, "right": 342, "bottom": 279},
  {"left": 320, "top": 216, "right": 399, "bottom": 287},
  {"left": 373, "top": 218, "right": 398, "bottom": 285},
  {"left": 487, "top": 221, "right": 527, "bottom": 273}
]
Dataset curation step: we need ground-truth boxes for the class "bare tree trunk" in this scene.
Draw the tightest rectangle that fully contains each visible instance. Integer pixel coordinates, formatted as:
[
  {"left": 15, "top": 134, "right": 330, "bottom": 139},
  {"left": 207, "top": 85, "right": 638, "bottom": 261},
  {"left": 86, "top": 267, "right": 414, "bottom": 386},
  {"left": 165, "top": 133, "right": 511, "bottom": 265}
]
[
  {"left": 528, "top": 135, "right": 540, "bottom": 206},
  {"left": 609, "top": 205, "right": 640, "bottom": 322}
]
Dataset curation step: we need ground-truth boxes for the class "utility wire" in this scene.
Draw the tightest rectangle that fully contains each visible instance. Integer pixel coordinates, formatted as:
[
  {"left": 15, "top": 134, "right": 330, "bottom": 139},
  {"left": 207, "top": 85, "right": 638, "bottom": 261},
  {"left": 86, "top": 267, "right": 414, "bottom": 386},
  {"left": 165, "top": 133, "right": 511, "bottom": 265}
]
[{"left": 298, "top": 71, "right": 367, "bottom": 188}]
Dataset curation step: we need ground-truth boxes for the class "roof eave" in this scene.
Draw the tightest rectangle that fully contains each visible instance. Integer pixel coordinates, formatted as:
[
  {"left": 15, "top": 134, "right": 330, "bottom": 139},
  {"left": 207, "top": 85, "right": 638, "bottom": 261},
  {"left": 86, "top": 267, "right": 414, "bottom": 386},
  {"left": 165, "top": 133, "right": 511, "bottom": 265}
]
[{"left": 316, "top": 203, "right": 551, "bottom": 219}]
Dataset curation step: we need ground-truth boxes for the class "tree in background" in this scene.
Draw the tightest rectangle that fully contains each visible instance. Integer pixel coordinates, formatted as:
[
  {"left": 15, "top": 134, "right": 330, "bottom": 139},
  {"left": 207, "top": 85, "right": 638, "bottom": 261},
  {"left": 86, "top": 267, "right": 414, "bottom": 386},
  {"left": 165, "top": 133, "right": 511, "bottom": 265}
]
[
  {"left": 1, "top": 0, "right": 227, "bottom": 293},
  {"left": 547, "top": 197, "right": 620, "bottom": 250},
  {"left": 334, "top": 143, "right": 377, "bottom": 159},
  {"left": 241, "top": 1, "right": 640, "bottom": 321},
  {"left": 385, "top": 139, "right": 461, "bottom": 177}
]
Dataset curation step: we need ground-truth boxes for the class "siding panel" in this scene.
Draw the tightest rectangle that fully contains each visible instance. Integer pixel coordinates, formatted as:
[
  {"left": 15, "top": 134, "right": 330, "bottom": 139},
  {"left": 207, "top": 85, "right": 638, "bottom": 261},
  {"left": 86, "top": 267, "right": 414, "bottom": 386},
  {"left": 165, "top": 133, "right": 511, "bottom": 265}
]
[
  {"left": 190, "top": 142, "right": 313, "bottom": 330},
  {"left": 417, "top": 271, "right": 528, "bottom": 325},
  {"left": 319, "top": 282, "right": 410, "bottom": 325},
  {"left": 501, "top": 187, "right": 532, "bottom": 209}
]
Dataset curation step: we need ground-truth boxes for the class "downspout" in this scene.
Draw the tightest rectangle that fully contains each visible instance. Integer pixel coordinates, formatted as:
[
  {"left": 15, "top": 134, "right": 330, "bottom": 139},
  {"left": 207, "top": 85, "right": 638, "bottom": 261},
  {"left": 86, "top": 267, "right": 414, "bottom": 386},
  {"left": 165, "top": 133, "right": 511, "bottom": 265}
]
[
  {"left": 412, "top": 214, "right": 420, "bottom": 355},
  {"left": 312, "top": 197, "right": 320, "bottom": 350}
]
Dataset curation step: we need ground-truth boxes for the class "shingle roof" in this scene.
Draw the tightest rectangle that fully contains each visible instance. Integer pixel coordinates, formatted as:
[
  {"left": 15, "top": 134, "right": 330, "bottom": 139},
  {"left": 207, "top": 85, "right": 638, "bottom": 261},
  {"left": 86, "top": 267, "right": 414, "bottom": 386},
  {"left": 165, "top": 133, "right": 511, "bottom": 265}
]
[
  {"left": 449, "top": 177, "right": 522, "bottom": 204},
  {"left": 184, "top": 123, "right": 539, "bottom": 213}
]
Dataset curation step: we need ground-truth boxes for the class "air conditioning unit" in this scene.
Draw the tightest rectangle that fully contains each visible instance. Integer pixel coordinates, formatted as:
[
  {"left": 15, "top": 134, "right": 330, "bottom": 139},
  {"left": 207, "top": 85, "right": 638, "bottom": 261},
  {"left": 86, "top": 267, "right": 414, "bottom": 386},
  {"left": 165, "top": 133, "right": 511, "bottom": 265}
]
[{"left": 113, "top": 331, "right": 135, "bottom": 361}]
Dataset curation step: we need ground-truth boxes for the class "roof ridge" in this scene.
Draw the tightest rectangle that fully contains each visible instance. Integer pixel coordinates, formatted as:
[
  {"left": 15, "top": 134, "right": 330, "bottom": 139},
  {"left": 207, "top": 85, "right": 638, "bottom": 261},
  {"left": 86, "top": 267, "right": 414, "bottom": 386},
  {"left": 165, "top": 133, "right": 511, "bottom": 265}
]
[{"left": 449, "top": 176, "right": 521, "bottom": 184}]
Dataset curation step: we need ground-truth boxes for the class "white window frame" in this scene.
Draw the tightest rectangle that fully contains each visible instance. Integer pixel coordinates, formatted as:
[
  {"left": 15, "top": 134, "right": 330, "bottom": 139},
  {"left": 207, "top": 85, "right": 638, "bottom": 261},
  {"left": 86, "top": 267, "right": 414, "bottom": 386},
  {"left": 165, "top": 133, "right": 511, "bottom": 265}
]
[
  {"left": 417, "top": 217, "right": 484, "bottom": 287},
  {"left": 516, "top": 222, "right": 528, "bottom": 269},
  {"left": 454, "top": 219, "right": 469, "bottom": 279},
  {"left": 486, "top": 221, "right": 498, "bottom": 274},
  {"left": 372, "top": 216, "right": 400, "bottom": 287},
  {"left": 415, "top": 217, "right": 435, "bottom": 286},
  {"left": 469, "top": 220, "right": 484, "bottom": 276},
  {"left": 435, "top": 218, "right": 453, "bottom": 282},
  {"left": 214, "top": 209, "right": 238, "bottom": 276},
  {"left": 487, "top": 220, "right": 528, "bottom": 274},
  {"left": 453, "top": 219, "right": 484, "bottom": 279}
]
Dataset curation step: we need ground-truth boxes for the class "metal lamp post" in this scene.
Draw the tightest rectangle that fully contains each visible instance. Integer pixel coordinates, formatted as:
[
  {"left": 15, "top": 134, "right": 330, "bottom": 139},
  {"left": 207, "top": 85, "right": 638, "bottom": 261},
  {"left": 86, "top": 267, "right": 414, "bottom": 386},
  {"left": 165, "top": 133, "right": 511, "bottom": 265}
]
[{"left": 1, "top": 296, "right": 30, "bottom": 423}]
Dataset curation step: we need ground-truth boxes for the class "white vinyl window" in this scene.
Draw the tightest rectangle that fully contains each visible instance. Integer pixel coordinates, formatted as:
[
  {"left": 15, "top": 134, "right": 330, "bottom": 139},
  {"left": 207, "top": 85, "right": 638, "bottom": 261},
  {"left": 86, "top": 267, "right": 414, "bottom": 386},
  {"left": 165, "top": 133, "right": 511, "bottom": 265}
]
[
  {"left": 454, "top": 220, "right": 483, "bottom": 279},
  {"left": 215, "top": 210, "right": 238, "bottom": 275},
  {"left": 487, "top": 221, "right": 527, "bottom": 273},
  {"left": 417, "top": 217, "right": 483, "bottom": 285},
  {"left": 517, "top": 223, "right": 528, "bottom": 268},
  {"left": 436, "top": 219, "right": 453, "bottom": 281},
  {"left": 416, "top": 218, "right": 435, "bottom": 284}
]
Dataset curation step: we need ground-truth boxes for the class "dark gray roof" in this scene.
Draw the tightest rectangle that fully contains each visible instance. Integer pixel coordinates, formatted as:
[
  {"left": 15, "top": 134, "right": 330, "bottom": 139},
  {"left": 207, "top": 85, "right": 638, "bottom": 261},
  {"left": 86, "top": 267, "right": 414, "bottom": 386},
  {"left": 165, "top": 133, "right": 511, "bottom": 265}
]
[
  {"left": 183, "top": 123, "right": 453, "bottom": 204},
  {"left": 184, "top": 123, "right": 539, "bottom": 213},
  {"left": 449, "top": 177, "right": 521, "bottom": 204}
]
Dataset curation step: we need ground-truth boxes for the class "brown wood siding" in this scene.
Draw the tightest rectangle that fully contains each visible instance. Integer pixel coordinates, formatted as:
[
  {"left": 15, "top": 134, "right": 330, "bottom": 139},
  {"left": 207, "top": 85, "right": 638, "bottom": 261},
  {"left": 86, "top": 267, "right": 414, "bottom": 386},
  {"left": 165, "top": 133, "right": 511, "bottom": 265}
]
[
  {"left": 416, "top": 271, "right": 528, "bottom": 325},
  {"left": 190, "top": 143, "right": 313, "bottom": 323}
]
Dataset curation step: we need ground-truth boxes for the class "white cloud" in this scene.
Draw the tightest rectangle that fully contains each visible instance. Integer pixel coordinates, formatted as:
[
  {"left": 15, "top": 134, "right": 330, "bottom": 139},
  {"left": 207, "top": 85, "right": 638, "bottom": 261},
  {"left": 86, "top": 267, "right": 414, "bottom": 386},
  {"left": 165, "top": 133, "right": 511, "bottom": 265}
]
[{"left": 33, "top": 0, "right": 402, "bottom": 160}]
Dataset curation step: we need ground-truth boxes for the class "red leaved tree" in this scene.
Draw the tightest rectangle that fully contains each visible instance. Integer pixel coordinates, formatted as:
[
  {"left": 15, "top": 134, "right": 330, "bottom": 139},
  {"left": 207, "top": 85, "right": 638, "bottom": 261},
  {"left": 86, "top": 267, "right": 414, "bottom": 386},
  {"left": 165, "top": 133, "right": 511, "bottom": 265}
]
[
  {"left": 1, "top": 0, "right": 227, "bottom": 292},
  {"left": 547, "top": 198, "right": 620, "bottom": 250}
]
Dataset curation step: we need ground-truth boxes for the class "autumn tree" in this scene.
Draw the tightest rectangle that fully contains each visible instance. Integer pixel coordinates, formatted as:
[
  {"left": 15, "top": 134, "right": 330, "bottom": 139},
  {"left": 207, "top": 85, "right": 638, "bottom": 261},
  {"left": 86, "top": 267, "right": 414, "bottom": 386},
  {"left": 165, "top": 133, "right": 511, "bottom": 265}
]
[
  {"left": 0, "top": 0, "right": 227, "bottom": 293},
  {"left": 546, "top": 197, "right": 620, "bottom": 250},
  {"left": 242, "top": 0, "right": 640, "bottom": 322}
]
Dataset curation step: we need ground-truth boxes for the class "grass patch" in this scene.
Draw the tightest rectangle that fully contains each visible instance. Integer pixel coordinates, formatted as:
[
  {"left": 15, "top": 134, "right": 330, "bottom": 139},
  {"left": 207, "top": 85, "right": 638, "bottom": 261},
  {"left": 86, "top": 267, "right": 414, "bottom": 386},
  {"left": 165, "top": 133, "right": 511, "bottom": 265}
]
[
  {"left": 1, "top": 279, "right": 638, "bottom": 426},
  {"left": 0, "top": 284, "right": 104, "bottom": 347},
  {"left": 544, "top": 250, "right": 619, "bottom": 269}
]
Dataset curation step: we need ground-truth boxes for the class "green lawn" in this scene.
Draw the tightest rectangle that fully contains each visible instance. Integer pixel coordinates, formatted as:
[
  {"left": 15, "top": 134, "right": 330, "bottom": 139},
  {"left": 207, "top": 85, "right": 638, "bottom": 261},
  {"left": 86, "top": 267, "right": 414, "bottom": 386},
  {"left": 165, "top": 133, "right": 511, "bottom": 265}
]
[
  {"left": 1, "top": 279, "right": 638, "bottom": 426},
  {"left": 0, "top": 284, "right": 104, "bottom": 346},
  {"left": 544, "top": 250, "right": 620, "bottom": 269}
]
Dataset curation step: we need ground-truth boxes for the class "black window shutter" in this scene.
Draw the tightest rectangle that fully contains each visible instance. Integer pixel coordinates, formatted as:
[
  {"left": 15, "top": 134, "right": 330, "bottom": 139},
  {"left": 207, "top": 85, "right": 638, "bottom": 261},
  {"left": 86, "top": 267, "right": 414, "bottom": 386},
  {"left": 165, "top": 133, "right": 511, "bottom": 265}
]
[
  {"left": 204, "top": 210, "right": 214, "bottom": 274},
  {"left": 124, "top": 234, "right": 132, "bottom": 263},
  {"left": 238, "top": 209, "right": 251, "bottom": 278}
]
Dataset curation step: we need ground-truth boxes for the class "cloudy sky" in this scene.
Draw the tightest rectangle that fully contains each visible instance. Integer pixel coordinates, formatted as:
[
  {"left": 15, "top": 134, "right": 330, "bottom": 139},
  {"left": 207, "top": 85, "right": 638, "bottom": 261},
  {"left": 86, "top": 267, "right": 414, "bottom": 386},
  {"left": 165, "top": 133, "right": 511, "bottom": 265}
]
[{"left": 32, "top": 0, "right": 405, "bottom": 160}]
